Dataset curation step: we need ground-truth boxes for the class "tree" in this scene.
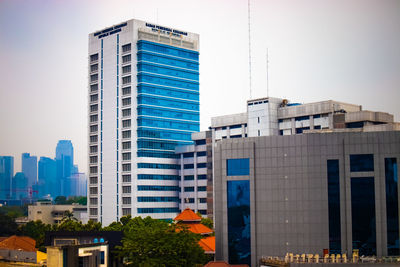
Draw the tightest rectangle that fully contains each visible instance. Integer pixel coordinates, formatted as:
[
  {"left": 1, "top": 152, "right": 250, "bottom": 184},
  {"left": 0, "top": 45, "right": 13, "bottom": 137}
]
[
  {"left": 200, "top": 217, "right": 213, "bottom": 230},
  {"left": 116, "top": 216, "right": 208, "bottom": 267},
  {"left": 0, "top": 213, "right": 18, "bottom": 236},
  {"left": 17, "top": 220, "right": 53, "bottom": 251},
  {"left": 54, "top": 196, "right": 67, "bottom": 204}
]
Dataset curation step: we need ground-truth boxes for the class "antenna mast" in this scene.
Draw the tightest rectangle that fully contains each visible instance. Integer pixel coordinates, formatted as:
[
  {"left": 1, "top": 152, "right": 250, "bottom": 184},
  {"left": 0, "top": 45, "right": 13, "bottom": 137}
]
[
  {"left": 266, "top": 48, "right": 269, "bottom": 97},
  {"left": 248, "top": 0, "right": 252, "bottom": 99}
]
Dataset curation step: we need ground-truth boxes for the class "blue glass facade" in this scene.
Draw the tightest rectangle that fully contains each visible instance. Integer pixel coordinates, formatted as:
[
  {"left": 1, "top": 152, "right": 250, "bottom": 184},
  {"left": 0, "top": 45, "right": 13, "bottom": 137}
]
[
  {"left": 227, "top": 158, "right": 250, "bottom": 176},
  {"left": 351, "top": 177, "right": 376, "bottom": 256},
  {"left": 385, "top": 158, "right": 399, "bottom": 255},
  {"left": 227, "top": 180, "right": 251, "bottom": 265},
  {"left": 137, "top": 39, "right": 199, "bottom": 160},
  {"left": 0, "top": 156, "right": 14, "bottom": 200},
  {"left": 327, "top": 160, "right": 341, "bottom": 254}
]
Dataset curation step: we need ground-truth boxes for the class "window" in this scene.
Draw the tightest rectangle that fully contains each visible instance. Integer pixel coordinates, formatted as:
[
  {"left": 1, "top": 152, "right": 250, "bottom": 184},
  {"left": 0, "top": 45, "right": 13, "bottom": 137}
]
[
  {"left": 122, "top": 119, "right": 131, "bottom": 128},
  {"left": 122, "top": 54, "right": 131, "bottom": 63},
  {"left": 227, "top": 180, "right": 250, "bottom": 265},
  {"left": 122, "top": 186, "right": 131, "bottom": 193},
  {"left": 138, "top": 185, "right": 180, "bottom": 191},
  {"left": 90, "top": 166, "right": 98, "bottom": 174},
  {"left": 230, "top": 124, "right": 242, "bottom": 129},
  {"left": 122, "top": 152, "right": 131, "bottom": 160},
  {"left": 198, "top": 174, "right": 207, "bottom": 180},
  {"left": 295, "top": 116, "right": 309, "bottom": 121},
  {"left": 195, "top": 139, "right": 206, "bottom": 145},
  {"left": 122, "top": 130, "right": 131, "bottom": 138},
  {"left": 184, "top": 175, "right": 194, "bottom": 180},
  {"left": 122, "top": 97, "right": 131, "bottom": 106},
  {"left": 199, "top": 198, "right": 207, "bottom": 203},
  {"left": 137, "top": 163, "right": 180, "bottom": 169},
  {"left": 122, "top": 164, "right": 131, "bottom": 171},
  {"left": 258, "top": 130, "right": 260, "bottom": 136},
  {"left": 138, "top": 174, "right": 179, "bottom": 180},
  {"left": 122, "top": 108, "right": 131, "bottom": 117},
  {"left": 122, "top": 43, "right": 131, "bottom": 53},
  {"left": 90, "top": 198, "right": 98, "bottom": 205},
  {"left": 184, "top": 187, "right": 194, "bottom": 192},
  {"left": 90, "top": 146, "right": 98, "bottom": 153},
  {"left": 184, "top": 164, "right": 194, "bottom": 169},
  {"left": 351, "top": 177, "right": 376, "bottom": 256},
  {"left": 89, "top": 177, "right": 97, "bottom": 184},
  {"left": 327, "top": 160, "right": 341, "bottom": 254},
  {"left": 183, "top": 152, "right": 194, "bottom": 158},
  {"left": 90, "top": 125, "right": 98, "bottom": 133},
  {"left": 122, "top": 87, "right": 131, "bottom": 95},
  {"left": 350, "top": 154, "right": 374, "bottom": 172},
  {"left": 90, "top": 104, "right": 98, "bottom": 112},
  {"left": 122, "top": 175, "right": 131, "bottom": 183},
  {"left": 198, "top": 210, "right": 207, "bottom": 215},
  {"left": 138, "top": 196, "right": 179, "bottom": 202},
  {"left": 90, "top": 84, "right": 98, "bottom": 92},
  {"left": 227, "top": 158, "right": 250, "bottom": 176},
  {"left": 122, "top": 76, "right": 131, "bottom": 85},
  {"left": 90, "top": 64, "right": 98, "bottom": 72},
  {"left": 90, "top": 135, "right": 98, "bottom": 143},
  {"left": 385, "top": 158, "right": 399, "bottom": 255},
  {"left": 90, "top": 53, "right": 98, "bottom": 62},
  {"left": 184, "top": 198, "right": 195, "bottom": 203},
  {"left": 198, "top": 186, "right": 206, "bottom": 191},
  {"left": 89, "top": 187, "right": 98, "bottom": 195},
  {"left": 137, "top": 207, "right": 179, "bottom": 214},
  {"left": 122, "top": 65, "right": 131, "bottom": 74},
  {"left": 122, "top": 141, "right": 131, "bottom": 149},
  {"left": 90, "top": 208, "right": 98, "bottom": 215},
  {"left": 197, "top": 163, "right": 206, "bottom": 168},
  {"left": 90, "top": 74, "right": 98, "bottom": 82},
  {"left": 90, "top": 156, "right": 97, "bottom": 164},
  {"left": 197, "top": 151, "right": 206, "bottom": 157},
  {"left": 90, "top": 94, "right": 98, "bottom": 102},
  {"left": 122, "top": 197, "right": 131, "bottom": 205},
  {"left": 122, "top": 208, "right": 131, "bottom": 216},
  {"left": 90, "top": 114, "right": 98, "bottom": 123}
]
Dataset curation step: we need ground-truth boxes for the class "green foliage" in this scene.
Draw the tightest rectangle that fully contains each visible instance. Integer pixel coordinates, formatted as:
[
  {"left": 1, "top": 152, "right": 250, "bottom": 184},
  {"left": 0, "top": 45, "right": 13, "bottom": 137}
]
[
  {"left": 54, "top": 196, "right": 87, "bottom": 205},
  {"left": 0, "top": 212, "right": 18, "bottom": 236},
  {"left": 200, "top": 217, "right": 213, "bottom": 230},
  {"left": 17, "top": 220, "right": 53, "bottom": 251},
  {"left": 116, "top": 216, "right": 208, "bottom": 267},
  {"left": 0, "top": 205, "right": 27, "bottom": 218}
]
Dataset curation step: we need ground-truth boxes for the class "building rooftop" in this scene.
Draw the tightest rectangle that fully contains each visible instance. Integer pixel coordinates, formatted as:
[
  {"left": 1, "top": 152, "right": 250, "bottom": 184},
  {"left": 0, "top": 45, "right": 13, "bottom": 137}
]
[
  {"left": 0, "top": 235, "right": 36, "bottom": 252},
  {"left": 174, "top": 208, "right": 202, "bottom": 222}
]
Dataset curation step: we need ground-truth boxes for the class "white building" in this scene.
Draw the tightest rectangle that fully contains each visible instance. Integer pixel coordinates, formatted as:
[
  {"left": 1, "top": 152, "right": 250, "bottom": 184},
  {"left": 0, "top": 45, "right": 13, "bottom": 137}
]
[{"left": 88, "top": 19, "right": 199, "bottom": 225}]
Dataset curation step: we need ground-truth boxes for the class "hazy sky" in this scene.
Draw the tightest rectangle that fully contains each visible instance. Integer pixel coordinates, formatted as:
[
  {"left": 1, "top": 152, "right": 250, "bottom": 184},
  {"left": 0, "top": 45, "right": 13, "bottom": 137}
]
[{"left": 0, "top": 0, "right": 399, "bottom": 174}]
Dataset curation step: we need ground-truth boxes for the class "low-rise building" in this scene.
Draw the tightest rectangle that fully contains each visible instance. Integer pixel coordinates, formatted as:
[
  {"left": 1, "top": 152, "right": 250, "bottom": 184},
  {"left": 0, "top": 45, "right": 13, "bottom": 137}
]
[{"left": 28, "top": 201, "right": 88, "bottom": 224}]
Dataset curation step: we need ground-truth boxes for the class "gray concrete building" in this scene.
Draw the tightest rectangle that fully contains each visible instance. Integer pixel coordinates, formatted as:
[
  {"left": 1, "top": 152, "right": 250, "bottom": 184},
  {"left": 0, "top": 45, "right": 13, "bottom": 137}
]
[{"left": 213, "top": 131, "right": 400, "bottom": 266}]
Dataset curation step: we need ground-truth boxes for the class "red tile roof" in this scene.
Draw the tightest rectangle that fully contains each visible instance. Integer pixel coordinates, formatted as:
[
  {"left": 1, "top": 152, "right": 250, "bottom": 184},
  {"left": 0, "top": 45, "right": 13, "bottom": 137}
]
[
  {"left": 187, "top": 223, "right": 213, "bottom": 235},
  {"left": 0, "top": 235, "right": 36, "bottom": 252},
  {"left": 174, "top": 208, "right": 202, "bottom": 222},
  {"left": 203, "top": 261, "right": 249, "bottom": 267}
]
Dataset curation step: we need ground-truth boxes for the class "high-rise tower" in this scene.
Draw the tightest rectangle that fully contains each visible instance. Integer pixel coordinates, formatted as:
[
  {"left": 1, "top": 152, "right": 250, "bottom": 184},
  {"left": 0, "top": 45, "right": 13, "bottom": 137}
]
[{"left": 88, "top": 19, "right": 199, "bottom": 225}]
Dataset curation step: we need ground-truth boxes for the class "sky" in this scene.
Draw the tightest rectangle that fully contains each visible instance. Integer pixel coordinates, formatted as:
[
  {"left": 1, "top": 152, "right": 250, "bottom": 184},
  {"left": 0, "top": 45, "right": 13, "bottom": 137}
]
[{"left": 0, "top": 0, "right": 399, "bottom": 174}]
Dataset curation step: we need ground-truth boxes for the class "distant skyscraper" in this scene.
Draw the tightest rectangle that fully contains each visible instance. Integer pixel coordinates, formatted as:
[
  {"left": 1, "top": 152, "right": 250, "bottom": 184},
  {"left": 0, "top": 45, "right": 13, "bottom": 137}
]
[
  {"left": 56, "top": 140, "right": 74, "bottom": 196},
  {"left": 38, "top": 157, "right": 57, "bottom": 198},
  {"left": 12, "top": 172, "right": 28, "bottom": 200},
  {"left": 0, "top": 156, "right": 14, "bottom": 200},
  {"left": 22, "top": 153, "right": 37, "bottom": 188},
  {"left": 88, "top": 19, "right": 199, "bottom": 224}
]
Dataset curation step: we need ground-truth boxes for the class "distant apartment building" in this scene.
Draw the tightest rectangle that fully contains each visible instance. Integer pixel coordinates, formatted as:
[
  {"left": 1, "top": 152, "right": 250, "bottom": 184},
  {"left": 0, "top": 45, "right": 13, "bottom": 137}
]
[
  {"left": 88, "top": 19, "right": 199, "bottom": 225},
  {"left": 28, "top": 201, "right": 88, "bottom": 224},
  {"left": 0, "top": 156, "right": 14, "bottom": 200}
]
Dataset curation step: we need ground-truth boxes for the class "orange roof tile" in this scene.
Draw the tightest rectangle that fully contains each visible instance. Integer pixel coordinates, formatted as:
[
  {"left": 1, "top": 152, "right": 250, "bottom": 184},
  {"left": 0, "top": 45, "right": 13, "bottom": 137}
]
[
  {"left": 0, "top": 235, "right": 36, "bottom": 252},
  {"left": 203, "top": 262, "right": 249, "bottom": 267},
  {"left": 174, "top": 208, "right": 201, "bottom": 222},
  {"left": 187, "top": 223, "right": 213, "bottom": 235},
  {"left": 199, "top": 236, "right": 215, "bottom": 253}
]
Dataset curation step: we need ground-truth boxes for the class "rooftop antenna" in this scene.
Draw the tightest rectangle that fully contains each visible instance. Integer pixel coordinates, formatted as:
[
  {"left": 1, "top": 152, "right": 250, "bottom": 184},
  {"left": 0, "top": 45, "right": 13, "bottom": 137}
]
[
  {"left": 266, "top": 48, "right": 269, "bottom": 98},
  {"left": 248, "top": 0, "right": 252, "bottom": 100}
]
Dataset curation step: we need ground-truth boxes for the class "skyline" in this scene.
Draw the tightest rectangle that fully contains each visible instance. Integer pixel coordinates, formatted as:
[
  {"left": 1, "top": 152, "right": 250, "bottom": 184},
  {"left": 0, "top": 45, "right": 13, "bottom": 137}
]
[{"left": 1, "top": 0, "right": 400, "bottom": 174}]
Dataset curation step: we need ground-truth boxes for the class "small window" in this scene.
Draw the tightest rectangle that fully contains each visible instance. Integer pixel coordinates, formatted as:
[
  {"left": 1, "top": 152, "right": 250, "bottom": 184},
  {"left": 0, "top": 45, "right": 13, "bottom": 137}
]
[
  {"left": 90, "top": 125, "right": 98, "bottom": 133},
  {"left": 90, "top": 53, "right": 99, "bottom": 62},
  {"left": 122, "top": 141, "right": 131, "bottom": 149},
  {"left": 184, "top": 175, "right": 194, "bottom": 180},
  {"left": 90, "top": 114, "right": 98, "bottom": 123},
  {"left": 122, "top": 197, "right": 131, "bottom": 204},
  {"left": 90, "top": 84, "right": 98, "bottom": 92},
  {"left": 122, "top": 98, "right": 131, "bottom": 106},
  {"left": 197, "top": 151, "right": 206, "bottom": 157},
  {"left": 90, "top": 74, "right": 98, "bottom": 82},
  {"left": 122, "top": 152, "right": 131, "bottom": 160},
  {"left": 122, "top": 76, "right": 131, "bottom": 85},
  {"left": 89, "top": 177, "right": 98, "bottom": 184},
  {"left": 90, "top": 135, "right": 98, "bottom": 143},
  {"left": 90, "top": 187, "right": 98, "bottom": 195},
  {"left": 198, "top": 186, "right": 207, "bottom": 191},
  {"left": 197, "top": 163, "right": 206, "bottom": 168},
  {"left": 350, "top": 154, "right": 374, "bottom": 172},
  {"left": 90, "top": 208, "right": 98, "bottom": 215},
  {"left": 122, "top": 87, "right": 131, "bottom": 95},
  {"left": 122, "top": 175, "right": 131, "bottom": 183},
  {"left": 122, "top": 186, "right": 131, "bottom": 193},
  {"left": 183, "top": 152, "right": 194, "bottom": 158},
  {"left": 122, "top": 208, "right": 131, "bottom": 216},
  {"left": 90, "top": 104, "right": 98, "bottom": 112},
  {"left": 195, "top": 139, "right": 206, "bottom": 145},
  {"left": 122, "top": 54, "right": 131, "bottom": 63},
  {"left": 90, "top": 156, "right": 98, "bottom": 163},
  {"left": 122, "top": 43, "right": 131, "bottom": 53},
  {"left": 122, "top": 164, "right": 131, "bottom": 171},
  {"left": 122, "top": 65, "right": 131, "bottom": 74},
  {"left": 122, "top": 130, "right": 131, "bottom": 138},
  {"left": 90, "top": 64, "right": 98, "bottom": 72},
  {"left": 90, "top": 166, "right": 98, "bottom": 174},
  {"left": 90, "top": 146, "right": 98, "bottom": 153},
  {"left": 122, "top": 120, "right": 131, "bottom": 128},
  {"left": 184, "top": 187, "right": 194, "bottom": 192},
  {"left": 90, "top": 198, "right": 98, "bottom": 205},
  {"left": 122, "top": 108, "right": 131, "bottom": 117},
  {"left": 90, "top": 94, "right": 98, "bottom": 102},
  {"left": 227, "top": 158, "right": 250, "bottom": 176}
]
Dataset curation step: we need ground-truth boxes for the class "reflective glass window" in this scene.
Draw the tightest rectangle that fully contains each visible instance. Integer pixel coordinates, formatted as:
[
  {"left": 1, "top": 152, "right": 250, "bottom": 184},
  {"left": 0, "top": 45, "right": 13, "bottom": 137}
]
[
  {"left": 385, "top": 158, "right": 399, "bottom": 255},
  {"left": 350, "top": 154, "right": 374, "bottom": 172},
  {"left": 327, "top": 160, "right": 341, "bottom": 254},
  {"left": 227, "top": 158, "right": 250, "bottom": 176}
]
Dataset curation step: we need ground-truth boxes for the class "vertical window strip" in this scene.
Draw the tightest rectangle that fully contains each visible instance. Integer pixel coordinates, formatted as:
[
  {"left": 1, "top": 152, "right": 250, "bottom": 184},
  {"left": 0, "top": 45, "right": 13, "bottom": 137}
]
[
  {"left": 116, "top": 34, "right": 120, "bottom": 220},
  {"left": 327, "top": 160, "right": 341, "bottom": 254},
  {"left": 385, "top": 158, "right": 399, "bottom": 255},
  {"left": 100, "top": 39, "right": 104, "bottom": 223}
]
